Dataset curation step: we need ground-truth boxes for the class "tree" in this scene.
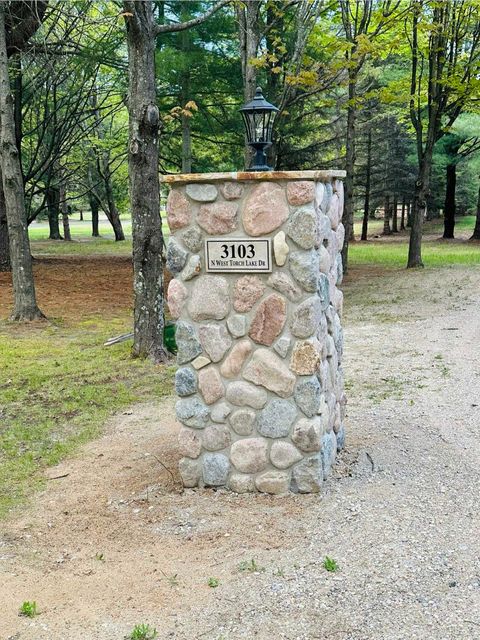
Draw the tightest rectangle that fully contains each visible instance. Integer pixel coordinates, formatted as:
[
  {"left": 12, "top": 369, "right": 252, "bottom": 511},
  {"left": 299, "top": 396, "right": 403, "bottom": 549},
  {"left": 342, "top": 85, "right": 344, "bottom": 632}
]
[
  {"left": 123, "top": 0, "right": 228, "bottom": 361},
  {"left": 407, "top": 0, "right": 480, "bottom": 267},
  {"left": 0, "top": 0, "right": 45, "bottom": 320}
]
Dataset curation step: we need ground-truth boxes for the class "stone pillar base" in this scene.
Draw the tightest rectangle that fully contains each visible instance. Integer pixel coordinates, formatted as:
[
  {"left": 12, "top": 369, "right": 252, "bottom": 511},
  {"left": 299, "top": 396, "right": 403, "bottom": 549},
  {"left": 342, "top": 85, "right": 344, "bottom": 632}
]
[{"left": 163, "top": 170, "right": 347, "bottom": 494}]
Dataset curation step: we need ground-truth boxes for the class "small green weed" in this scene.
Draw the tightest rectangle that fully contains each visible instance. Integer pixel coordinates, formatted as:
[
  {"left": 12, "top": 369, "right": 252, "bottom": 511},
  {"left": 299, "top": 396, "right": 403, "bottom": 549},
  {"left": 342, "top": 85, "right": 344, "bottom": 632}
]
[
  {"left": 128, "top": 623, "right": 158, "bottom": 640},
  {"left": 273, "top": 567, "right": 285, "bottom": 577},
  {"left": 95, "top": 552, "right": 105, "bottom": 562},
  {"left": 208, "top": 577, "right": 220, "bottom": 588},
  {"left": 238, "top": 558, "right": 265, "bottom": 573},
  {"left": 167, "top": 573, "right": 179, "bottom": 587},
  {"left": 19, "top": 601, "right": 38, "bottom": 618},
  {"left": 323, "top": 556, "right": 339, "bottom": 572}
]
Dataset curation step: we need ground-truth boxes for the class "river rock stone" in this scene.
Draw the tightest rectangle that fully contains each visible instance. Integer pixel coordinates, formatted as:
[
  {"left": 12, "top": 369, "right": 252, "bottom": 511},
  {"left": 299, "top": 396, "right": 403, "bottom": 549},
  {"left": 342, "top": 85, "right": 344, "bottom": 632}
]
[
  {"left": 270, "top": 441, "right": 303, "bottom": 469},
  {"left": 319, "top": 245, "right": 331, "bottom": 274},
  {"left": 267, "top": 271, "right": 302, "bottom": 302},
  {"left": 181, "top": 254, "right": 201, "bottom": 281},
  {"left": 176, "top": 321, "right": 202, "bottom": 365},
  {"left": 189, "top": 276, "right": 230, "bottom": 321},
  {"left": 166, "top": 238, "right": 188, "bottom": 273},
  {"left": 336, "top": 223, "right": 345, "bottom": 251},
  {"left": 243, "top": 348, "right": 296, "bottom": 398},
  {"left": 198, "top": 367, "right": 224, "bottom": 405},
  {"left": 202, "top": 424, "right": 231, "bottom": 451},
  {"left": 292, "top": 417, "right": 322, "bottom": 452},
  {"left": 273, "top": 230, "right": 289, "bottom": 266},
  {"left": 294, "top": 375, "right": 321, "bottom": 417},
  {"left": 274, "top": 335, "right": 291, "bottom": 358},
  {"left": 220, "top": 339, "right": 253, "bottom": 378},
  {"left": 167, "top": 279, "right": 188, "bottom": 320},
  {"left": 315, "top": 182, "right": 325, "bottom": 209},
  {"left": 286, "top": 205, "right": 317, "bottom": 249},
  {"left": 179, "top": 457, "right": 200, "bottom": 487},
  {"left": 191, "top": 355, "right": 211, "bottom": 370},
  {"left": 210, "top": 402, "right": 231, "bottom": 423},
  {"left": 290, "top": 340, "right": 321, "bottom": 375},
  {"left": 230, "top": 437, "right": 268, "bottom": 473},
  {"left": 290, "top": 296, "right": 322, "bottom": 338},
  {"left": 229, "top": 407, "right": 256, "bottom": 435},
  {"left": 198, "top": 324, "right": 232, "bottom": 362},
  {"left": 175, "top": 367, "right": 197, "bottom": 397},
  {"left": 289, "top": 250, "right": 319, "bottom": 292},
  {"left": 229, "top": 473, "right": 255, "bottom": 493},
  {"left": 197, "top": 202, "right": 238, "bottom": 234},
  {"left": 226, "top": 381, "right": 268, "bottom": 409},
  {"left": 317, "top": 273, "right": 330, "bottom": 311},
  {"left": 287, "top": 180, "right": 315, "bottom": 206},
  {"left": 178, "top": 427, "right": 202, "bottom": 459},
  {"left": 336, "top": 424, "right": 346, "bottom": 450},
  {"left": 255, "top": 471, "right": 290, "bottom": 494},
  {"left": 227, "top": 314, "right": 247, "bottom": 338},
  {"left": 186, "top": 182, "right": 217, "bottom": 202},
  {"left": 335, "top": 179, "right": 344, "bottom": 214},
  {"left": 249, "top": 294, "right": 286, "bottom": 346},
  {"left": 321, "top": 181, "right": 333, "bottom": 213},
  {"left": 321, "top": 431, "right": 337, "bottom": 478},
  {"left": 182, "top": 225, "right": 203, "bottom": 252},
  {"left": 233, "top": 276, "right": 265, "bottom": 313},
  {"left": 327, "top": 193, "right": 340, "bottom": 230},
  {"left": 176, "top": 397, "right": 209, "bottom": 428},
  {"left": 256, "top": 399, "right": 297, "bottom": 438},
  {"left": 167, "top": 189, "right": 191, "bottom": 231},
  {"left": 221, "top": 181, "right": 244, "bottom": 200},
  {"left": 242, "top": 182, "right": 289, "bottom": 236},
  {"left": 291, "top": 455, "right": 323, "bottom": 493},
  {"left": 335, "top": 253, "right": 343, "bottom": 285},
  {"left": 203, "top": 453, "right": 230, "bottom": 486}
]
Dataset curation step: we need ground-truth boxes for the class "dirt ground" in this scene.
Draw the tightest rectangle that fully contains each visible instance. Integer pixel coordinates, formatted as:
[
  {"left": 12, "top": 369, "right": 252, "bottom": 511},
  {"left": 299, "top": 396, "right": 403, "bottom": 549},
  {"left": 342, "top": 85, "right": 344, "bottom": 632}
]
[{"left": 1, "top": 264, "right": 480, "bottom": 640}]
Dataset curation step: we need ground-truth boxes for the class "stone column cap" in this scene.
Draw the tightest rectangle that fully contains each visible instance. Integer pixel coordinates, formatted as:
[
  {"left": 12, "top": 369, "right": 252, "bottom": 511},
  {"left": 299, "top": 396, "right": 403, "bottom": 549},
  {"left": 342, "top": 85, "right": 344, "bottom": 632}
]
[{"left": 160, "top": 170, "right": 346, "bottom": 184}]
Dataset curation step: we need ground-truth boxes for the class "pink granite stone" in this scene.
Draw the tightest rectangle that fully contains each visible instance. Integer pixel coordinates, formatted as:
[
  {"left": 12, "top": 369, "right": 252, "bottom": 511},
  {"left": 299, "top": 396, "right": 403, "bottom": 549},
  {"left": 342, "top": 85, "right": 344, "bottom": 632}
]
[
  {"left": 178, "top": 427, "right": 202, "bottom": 459},
  {"left": 167, "top": 279, "right": 187, "bottom": 320},
  {"left": 220, "top": 182, "right": 244, "bottom": 200},
  {"left": 166, "top": 189, "right": 191, "bottom": 231},
  {"left": 233, "top": 275, "right": 265, "bottom": 313},
  {"left": 248, "top": 294, "right": 286, "bottom": 346},
  {"left": 242, "top": 182, "right": 289, "bottom": 236},
  {"left": 197, "top": 202, "right": 238, "bottom": 235},
  {"left": 243, "top": 348, "right": 296, "bottom": 398},
  {"left": 198, "top": 366, "right": 225, "bottom": 405},
  {"left": 220, "top": 339, "right": 253, "bottom": 379},
  {"left": 286, "top": 181, "right": 315, "bottom": 206}
]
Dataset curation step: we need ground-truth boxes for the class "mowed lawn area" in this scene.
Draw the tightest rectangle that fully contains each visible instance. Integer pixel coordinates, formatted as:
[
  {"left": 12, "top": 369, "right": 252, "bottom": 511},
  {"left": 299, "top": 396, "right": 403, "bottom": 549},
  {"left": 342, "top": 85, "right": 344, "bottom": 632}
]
[{"left": 0, "top": 213, "right": 479, "bottom": 517}]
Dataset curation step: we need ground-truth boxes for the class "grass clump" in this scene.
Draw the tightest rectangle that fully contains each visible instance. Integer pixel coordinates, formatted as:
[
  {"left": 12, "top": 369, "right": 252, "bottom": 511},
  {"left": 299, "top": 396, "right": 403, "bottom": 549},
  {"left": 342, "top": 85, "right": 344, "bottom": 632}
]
[
  {"left": 19, "top": 601, "right": 38, "bottom": 618},
  {"left": 323, "top": 556, "right": 339, "bottom": 572},
  {"left": 238, "top": 558, "right": 265, "bottom": 573},
  {"left": 207, "top": 577, "right": 220, "bottom": 588},
  {"left": 128, "top": 624, "right": 158, "bottom": 640}
]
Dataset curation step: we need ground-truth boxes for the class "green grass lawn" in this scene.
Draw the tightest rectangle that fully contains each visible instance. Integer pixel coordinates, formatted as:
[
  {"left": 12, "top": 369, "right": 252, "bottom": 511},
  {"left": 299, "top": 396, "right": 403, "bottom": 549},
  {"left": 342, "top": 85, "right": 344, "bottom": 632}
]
[
  {"left": 0, "top": 316, "right": 174, "bottom": 518},
  {"left": 349, "top": 240, "right": 480, "bottom": 268}
]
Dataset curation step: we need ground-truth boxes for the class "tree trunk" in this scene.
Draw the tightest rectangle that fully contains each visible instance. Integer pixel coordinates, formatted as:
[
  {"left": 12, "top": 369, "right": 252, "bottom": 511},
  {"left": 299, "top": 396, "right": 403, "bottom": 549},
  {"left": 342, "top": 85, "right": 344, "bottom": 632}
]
[
  {"left": 180, "top": 22, "right": 192, "bottom": 173},
  {"left": 124, "top": 1, "right": 168, "bottom": 362},
  {"left": 383, "top": 194, "right": 392, "bottom": 235},
  {"left": 443, "top": 161, "right": 456, "bottom": 239},
  {"left": 89, "top": 193, "right": 100, "bottom": 237},
  {"left": 101, "top": 152, "right": 125, "bottom": 241},
  {"left": 392, "top": 193, "right": 398, "bottom": 232},
  {"left": 46, "top": 185, "right": 62, "bottom": 239},
  {"left": 59, "top": 181, "right": 72, "bottom": 242},
  {"left": 400, "top": 196, "right": 406, "bottom": 231},
  {"left": 361, "top": 127, "right": 372, "bottom": 241},
  {"left": 407, "top": 149, "right": 432, "bottom": 268},
  {"left": 470, "top": 182, "right": 480, "bottom": 240},
  {"left": 0, "top": 172, "right": 10, "bottom": 271},
  {"left": 341, "top": 71, "right": 356, "bottom": 272},
  {"left": 406, "top": 201, "right": 412, "bottom": 227},
  {"left": 0, "top": 5, "right": 43, "bottom": 320}
]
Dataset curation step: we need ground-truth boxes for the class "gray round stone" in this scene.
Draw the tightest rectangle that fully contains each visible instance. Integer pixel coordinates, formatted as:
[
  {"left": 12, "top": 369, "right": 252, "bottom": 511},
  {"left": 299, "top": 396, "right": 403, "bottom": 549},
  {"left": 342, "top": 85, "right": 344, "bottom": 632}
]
[
  {"left": 256, "top": 399, "right": 297, "bottom": 438},
  {"left": 166, "top": 237, "right": 188, "bottom": 273},
  {"left": 186, "top": 183, "right": 218, "bottom": 202},
  {"left": 175, "top": 321, "right": 203, "bottom": 365},
  {"left": 321, "top": 431, "right": 337, "bottom": 479},
  {"left": 294, "top": 376, "right": 321, "bottom": 418},
  {"left": 176, "top": 396, "right": 209, "bottom": 428},
  {"left": 202, "top": 424, "right": 231, "bottom": 451},
  {"left": 290, "top": 296, "right": 323, "bottom": 339},
  {"left": 175, "top": 367, "right": 197, "bottom": 397},
  {"left": 317, "top": 273, "right": 330, "bottom": 311},
  {"left": 182, "top": 226, "right": 203, "bottom": 252},
  {"left": 179, "top": 457, "right": 200, "bottom": 488},
  {"left": 289, "top": 250, "right": 320, "bottom": 292},
  {"left": 291, "top": 455, "right": 323, "bottom": 493},
  {"left": 203, "top": 452, "right": 230, "bottom": 486},
  {"left": 229, "top": 407, "right": 256, "bottom": 435},
  {"left": 286, "top": 205, "right": 317, "bottom": 249}
]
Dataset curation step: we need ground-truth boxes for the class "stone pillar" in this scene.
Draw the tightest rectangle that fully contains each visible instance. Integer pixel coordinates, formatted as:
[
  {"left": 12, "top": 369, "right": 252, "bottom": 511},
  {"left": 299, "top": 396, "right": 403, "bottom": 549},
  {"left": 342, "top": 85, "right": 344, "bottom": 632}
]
[{"left": 162, "top": 171, "right": 346, "bottom": 494}]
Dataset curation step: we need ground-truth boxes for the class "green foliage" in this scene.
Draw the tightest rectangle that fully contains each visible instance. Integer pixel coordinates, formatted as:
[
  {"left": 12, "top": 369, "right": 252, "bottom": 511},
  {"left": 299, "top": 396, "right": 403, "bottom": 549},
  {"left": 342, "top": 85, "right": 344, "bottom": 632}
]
[
  {"left": 238, "top": 558, "right": 265, "bottom": 573},
  {"left": 19, "top": 601, "right": 38, "bottom": 618},
  {"left": 323, "top": 556, "right": 339, "bottom": 572},
  {"left": 128, "top": 624, "right": 158, "bottom": 640},
  {"left": 207, "top": 577, "right": 220, "bottom": 588}
]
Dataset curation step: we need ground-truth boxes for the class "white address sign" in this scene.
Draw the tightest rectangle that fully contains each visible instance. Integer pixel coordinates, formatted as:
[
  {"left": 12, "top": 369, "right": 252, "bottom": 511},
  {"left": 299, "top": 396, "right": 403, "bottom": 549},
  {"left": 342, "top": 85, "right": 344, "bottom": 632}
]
[{"left": 205, "top": 238, "right": 272, "bottom": 273}]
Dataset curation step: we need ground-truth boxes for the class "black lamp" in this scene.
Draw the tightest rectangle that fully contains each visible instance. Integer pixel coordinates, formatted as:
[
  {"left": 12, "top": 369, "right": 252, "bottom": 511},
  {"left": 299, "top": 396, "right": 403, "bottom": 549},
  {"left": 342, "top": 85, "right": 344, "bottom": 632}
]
[{"left": 240, "top": 86, "right": 279, "bottom": 171}]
